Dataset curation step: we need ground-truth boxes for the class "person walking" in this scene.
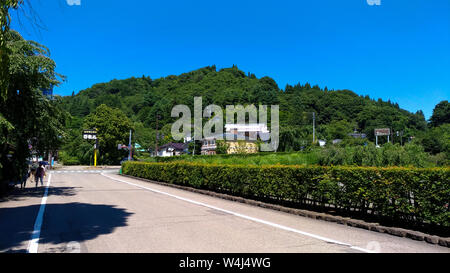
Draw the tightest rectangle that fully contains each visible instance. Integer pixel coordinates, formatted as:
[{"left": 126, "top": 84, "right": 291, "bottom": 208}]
[
  {"left": 35, "top": 163, "right": 45, "bottom": 187},
  {"left": 30, "top": 162, "right": 38, "bottom": 183},
  {"left": 20, "top": 167, "right": 31, "bottom": 189}
]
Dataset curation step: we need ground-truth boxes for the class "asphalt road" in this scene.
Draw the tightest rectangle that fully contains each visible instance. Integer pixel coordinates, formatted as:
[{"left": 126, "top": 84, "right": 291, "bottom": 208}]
[{"left": 0, "top": 167, "right": 448, "bottom": 253}]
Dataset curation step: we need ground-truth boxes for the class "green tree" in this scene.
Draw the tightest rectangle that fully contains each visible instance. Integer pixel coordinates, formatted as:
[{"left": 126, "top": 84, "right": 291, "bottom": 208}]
[
  {"left": 322, "top": 120, "right": 354, "bottom": 141},
  {"left": 1, "top": 0, "right": 22, "bottom": 99},
  {"left": 84, "top": 104, "right": 133, "bottom": 165},
  {"left": 187, "top": 140, "right": 202, "bottom": 155},
  {"left": 429, "top": 100, "right": 450, "bottom": 128},
  {"left": 421, "top": 124, "right": 450, "bottom": 155},
  {"left": 1, "top": 30, "right": 66, "bottom": 186}
]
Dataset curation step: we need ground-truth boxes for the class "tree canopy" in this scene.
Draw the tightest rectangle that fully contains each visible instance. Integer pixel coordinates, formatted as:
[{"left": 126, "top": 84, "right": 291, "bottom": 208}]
[
  {"left": 83, "top": 104, "right": 133, "bottom": 165},
  {"left": 1, "top": 29, "right": 67, "bottom": 184},
  {"left": 429, "top": 100, "right": 450, "bottom": 128}
]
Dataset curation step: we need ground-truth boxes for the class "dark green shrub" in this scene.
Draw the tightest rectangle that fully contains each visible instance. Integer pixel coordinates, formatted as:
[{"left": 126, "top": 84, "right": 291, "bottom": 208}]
[{"left": 122, "top": 161, "right": 450, "bottom": 228}]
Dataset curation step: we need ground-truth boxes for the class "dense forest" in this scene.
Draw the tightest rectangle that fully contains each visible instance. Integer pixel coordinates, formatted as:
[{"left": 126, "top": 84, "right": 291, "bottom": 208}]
[{"left": 57, "top": 65, "right": 449, "bottom": 165}]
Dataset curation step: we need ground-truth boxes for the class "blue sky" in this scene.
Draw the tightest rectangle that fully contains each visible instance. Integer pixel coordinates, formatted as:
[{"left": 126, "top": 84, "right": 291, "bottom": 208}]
[{"left": 11, "top": 0, "right": 450, "bottom": 119}]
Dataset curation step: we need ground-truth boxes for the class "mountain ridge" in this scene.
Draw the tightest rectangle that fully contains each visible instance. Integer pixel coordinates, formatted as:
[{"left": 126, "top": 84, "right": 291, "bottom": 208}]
[{"left": 61, "top": 65, "right": 427, "bottom": 143}]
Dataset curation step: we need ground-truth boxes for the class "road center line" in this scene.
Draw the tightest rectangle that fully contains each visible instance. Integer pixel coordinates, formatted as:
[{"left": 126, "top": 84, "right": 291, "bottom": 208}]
[
  {"left": 27, "top": 173, "right": 52, "bottom": 253},
  {"left": 101, "top": 173, "right": 372, "bottom": 253}
]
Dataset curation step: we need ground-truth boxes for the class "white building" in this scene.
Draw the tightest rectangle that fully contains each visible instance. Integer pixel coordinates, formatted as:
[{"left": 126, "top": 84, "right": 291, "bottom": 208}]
[
  {"left": 224, "top": 123, "right": 270, "bottom": 141},
  {"left": 156, "top": 143, "right": 188, "bottom": 157},
  {"left": 200, "top": 123, "right": 271, "bottom": 155}
]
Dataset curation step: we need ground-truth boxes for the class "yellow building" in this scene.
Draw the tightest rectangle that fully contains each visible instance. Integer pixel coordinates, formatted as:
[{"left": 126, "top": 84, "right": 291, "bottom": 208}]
[
  {"left": 226, "top": 140, "right": 258, "bottom": 154},
  {"left": 201, "top": 123, "right": 269, "bottom": 155}
]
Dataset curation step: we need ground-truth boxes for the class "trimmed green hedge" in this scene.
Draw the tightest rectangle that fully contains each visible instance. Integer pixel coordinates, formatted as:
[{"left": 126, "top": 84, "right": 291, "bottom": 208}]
[{"left": 122, "top": 162, "right": 450, "bottom": 227}]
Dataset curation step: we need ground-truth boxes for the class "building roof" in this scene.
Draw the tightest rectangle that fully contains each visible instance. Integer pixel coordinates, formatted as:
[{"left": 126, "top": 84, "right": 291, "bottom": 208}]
[
  {"left": 158, "top": 142, "right": 187, "bottom": 151},
  {"left": 202, "top": 132, "right": 270, "bottom": 142},
  {"left": 225, "top": 123, "right": 269, "bottom": 133}
]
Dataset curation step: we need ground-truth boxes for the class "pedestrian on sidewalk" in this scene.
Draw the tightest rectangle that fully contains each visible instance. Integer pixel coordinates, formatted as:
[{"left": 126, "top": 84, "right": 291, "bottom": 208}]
[
  {"left": 35, "top": 163, "right": 45, "bottom": 187},
  {"left": 30, "top": 162, "right": 38, "bottom": 182},
  {"left": 20, "top": 167, "right": 31, "bottom": 189}
]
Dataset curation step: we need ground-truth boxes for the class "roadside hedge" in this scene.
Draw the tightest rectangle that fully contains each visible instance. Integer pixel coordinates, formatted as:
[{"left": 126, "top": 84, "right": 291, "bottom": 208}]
[{"left": 122, "top": 162, "right": 450, "bottom": 228}]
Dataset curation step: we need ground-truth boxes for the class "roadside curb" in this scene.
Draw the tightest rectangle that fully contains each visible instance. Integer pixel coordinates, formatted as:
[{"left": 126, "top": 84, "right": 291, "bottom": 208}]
[{"left": 120, "top": 174, "right": 450, "bottom": 248}]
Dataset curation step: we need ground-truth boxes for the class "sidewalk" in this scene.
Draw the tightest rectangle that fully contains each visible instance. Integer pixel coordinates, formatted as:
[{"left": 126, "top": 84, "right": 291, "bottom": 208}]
[{"left": 0, "top": 178, "right": 49, "bottom": 252}]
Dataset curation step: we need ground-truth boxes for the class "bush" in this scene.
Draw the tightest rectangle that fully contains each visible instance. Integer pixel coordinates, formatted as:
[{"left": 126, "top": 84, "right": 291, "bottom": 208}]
[
  {"left": 317, "top": 143, "right": 434, "bottom": 167},
  {"left": 59, "top": 151, "right": 81, "bottom": 165},
  {"left": 123, "top": 161, "right": 450, "bottom": 228},
  {"left": 152, "top": 152, "right": 319, "bottom": 166},
  {"left": 62, "top": 158, "right": 81, "bottom": 166},
  {"left": 429, "top": 153, "right": 449, "bottom": 167}
]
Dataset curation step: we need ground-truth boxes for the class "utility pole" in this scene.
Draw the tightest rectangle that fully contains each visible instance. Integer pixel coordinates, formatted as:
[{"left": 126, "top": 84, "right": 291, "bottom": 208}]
[
  {"left": 397, "top": 130, "right": 403, "bottom": 146},
  {"left": 94, "top": 137, "right": 98, "bottom": 167},
  {"left": 312, "top": 112, "right": 316, "bottom": 144},
  {"left": 388, "top": 128, "right": 394, "bottom": 144},
  {"left": 128, "top": 130, "right": 132, "bottom": 161},
  {"left": 155, "top": 114, "right": 160, "bottom": 157},
  {"left": 93, "top": 129, "right": 98, "bottom": 167}
]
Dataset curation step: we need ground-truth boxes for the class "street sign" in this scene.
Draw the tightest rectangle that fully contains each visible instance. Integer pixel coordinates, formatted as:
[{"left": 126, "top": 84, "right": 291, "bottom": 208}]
[
  {"left": 374, "top": 128, "right": 390, "bottom": 136},
  {"left": 118, "top": 144, "right": 128, "bottom": 150},
  {"left": 83, "top": 129, "right": 98, "bottom": 166},
  {"left": 83, "top": 134, "right": 97, "bottom": 140},
  {"left": 134, "top": 143, "right": 145, "bottom": 152},
  {"left": 83, "top": 129, "right": 97, "bottom": 140},
  {"left": 374, "top": 128, "right": 391, "bottom": 146}
]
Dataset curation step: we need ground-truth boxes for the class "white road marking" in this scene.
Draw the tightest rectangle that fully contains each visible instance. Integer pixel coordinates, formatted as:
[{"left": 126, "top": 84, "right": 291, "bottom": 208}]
[
  {"left": 50, "top": 170, "right": 118, "bottom": 174},
  {"left": 27, "top": 173, "right": 52, "bottom": 253},
  {"left": 101, "top": 173, "right": 374, "bottom": 253}
]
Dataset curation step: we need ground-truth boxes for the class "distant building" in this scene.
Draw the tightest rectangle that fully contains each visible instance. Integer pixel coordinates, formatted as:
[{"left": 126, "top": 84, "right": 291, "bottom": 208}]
[
  {"left": 183, "top": 136, "right": 193, "bottom": 143},
  {"left": 201, "top": 123, "right": 270, "bottom": 155},
  {"left": 224, "top": 123, "right": 270, "bottom": 140},
  {"left": 201, "top": 134, "right": 260, "bottom": 155},
  {"left": 201, "top": 136, "right": 218, "bottom": 155},
  {"left": 227, "top": 139, "right": 259, "bottom": 154},
  {"left": 156, "top": 142, "right": 188, "bottom": 157}
]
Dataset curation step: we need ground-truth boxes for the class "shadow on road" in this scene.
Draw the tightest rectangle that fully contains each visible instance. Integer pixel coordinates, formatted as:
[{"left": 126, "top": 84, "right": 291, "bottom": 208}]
[
  {"left": 0, "top": 202, "right": 133, "bottom": 252},
  {"left": 0, "top": 186, "right": 79, "bottom": 203}
]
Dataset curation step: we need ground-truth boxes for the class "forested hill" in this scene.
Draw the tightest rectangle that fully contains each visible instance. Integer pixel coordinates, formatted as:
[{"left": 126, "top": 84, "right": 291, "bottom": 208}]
[{"left": 61, "top": 65, "right": 427, "bottom": 142}]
